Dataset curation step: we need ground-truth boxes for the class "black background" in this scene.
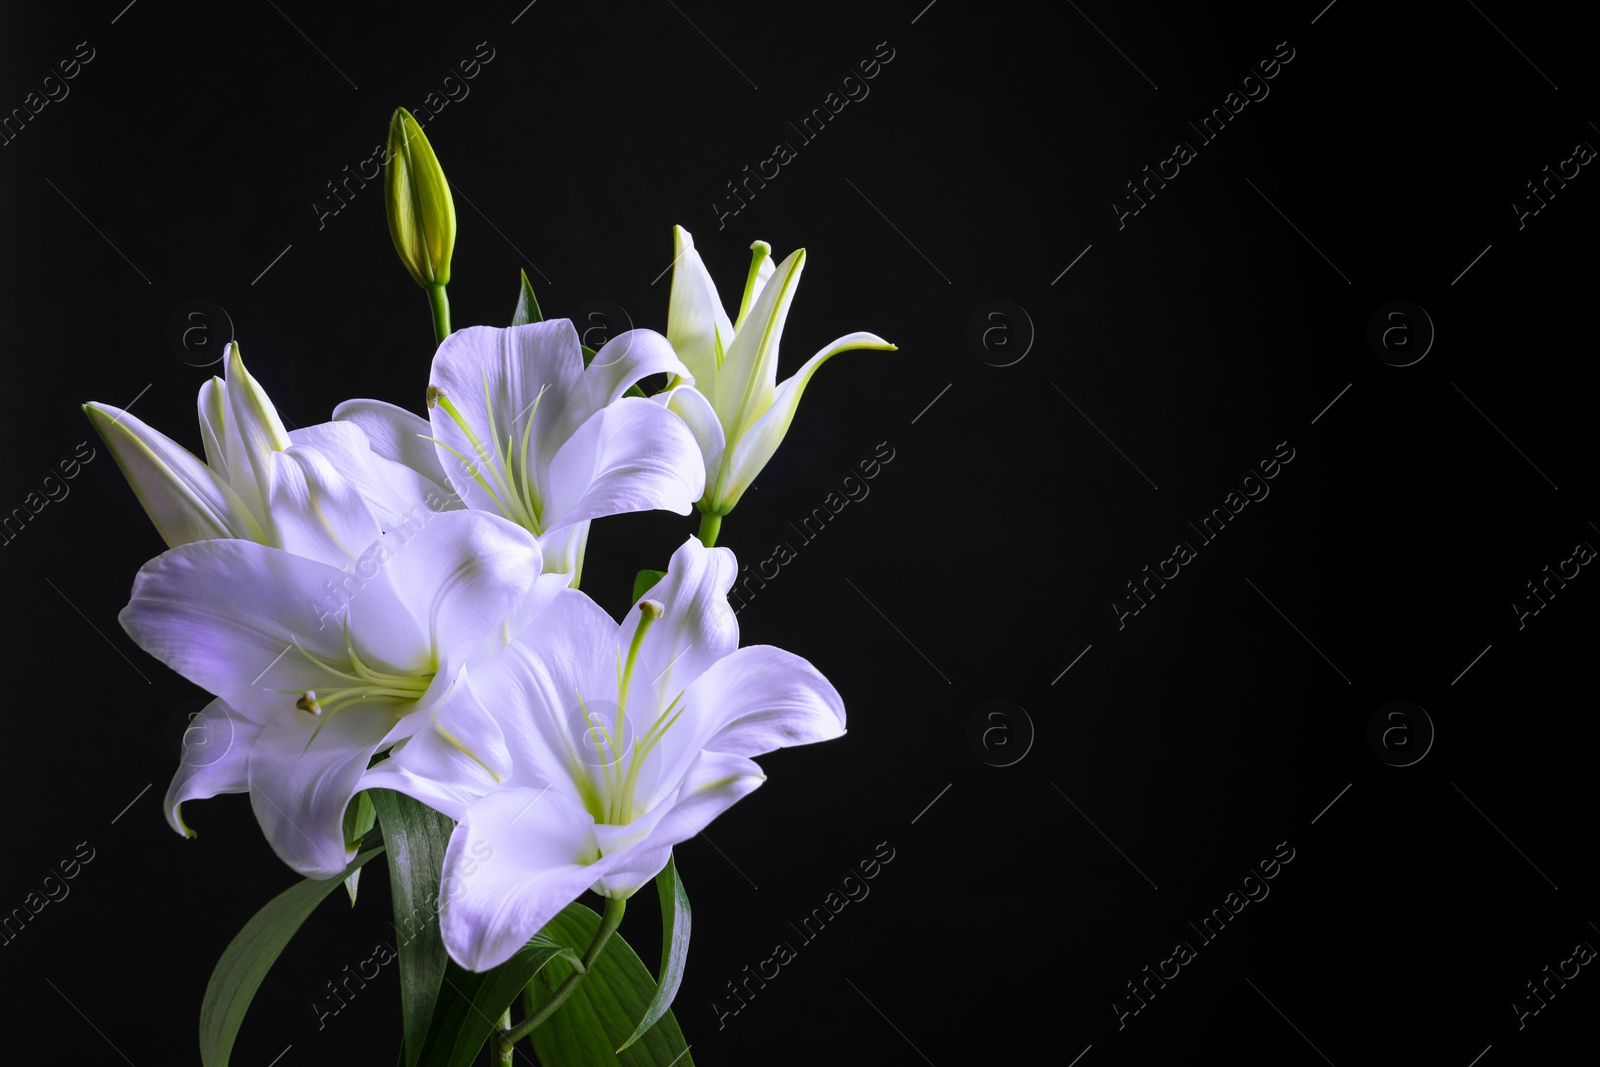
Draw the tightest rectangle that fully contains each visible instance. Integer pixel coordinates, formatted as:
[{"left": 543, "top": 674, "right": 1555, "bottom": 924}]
[{"left": 3, "top": 1, "right": 1596, "bottom": 1064}]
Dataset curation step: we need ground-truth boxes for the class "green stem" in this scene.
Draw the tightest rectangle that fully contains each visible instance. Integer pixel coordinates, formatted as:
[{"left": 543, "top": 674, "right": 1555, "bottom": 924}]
[
  {"left": 493, "top": 1008, "right": 514, "bottom": 1066},
  {"left": 697, "top": 510, "right": 722, "bottom": 547},
  {"left": 499, "top": 897, "right": 626, "bottom": 1049},
  {"left": 427, "top": 282, "right": 451, "bottom": 346}
]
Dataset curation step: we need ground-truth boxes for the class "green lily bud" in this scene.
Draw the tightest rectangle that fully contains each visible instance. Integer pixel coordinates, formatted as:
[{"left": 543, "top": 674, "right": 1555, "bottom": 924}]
[{"left": 384, "top": 107, "right": 456, "bottom": 288}]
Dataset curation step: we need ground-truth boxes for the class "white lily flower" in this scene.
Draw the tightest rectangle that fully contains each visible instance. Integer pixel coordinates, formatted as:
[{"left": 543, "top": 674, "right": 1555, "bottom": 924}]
[
  {"left": 366, "top": 536, "right": 845, "bottom": 971},
  {"left": 121, "top": 509, "right": 544, "bottom": 880},
  {"left": 662, "top": 225, "right": 897, "bottom": 523},
  {"left": 85, "top": 343, "right": 451, "bottom": 568},
  {"left": 338, "top": 320, "right": 705, "bottom": 581}
]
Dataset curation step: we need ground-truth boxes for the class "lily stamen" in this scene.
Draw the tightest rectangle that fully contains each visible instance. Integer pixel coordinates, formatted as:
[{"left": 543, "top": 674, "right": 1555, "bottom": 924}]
[
  {"left": 276, "top": 623, "right": 436, "bottom": 749},
  {"left": 427, "top": 377, "right": 549, "bottom": 534},
  {"left": 617, "top": 600, "right": 663, "bottom": 717}
]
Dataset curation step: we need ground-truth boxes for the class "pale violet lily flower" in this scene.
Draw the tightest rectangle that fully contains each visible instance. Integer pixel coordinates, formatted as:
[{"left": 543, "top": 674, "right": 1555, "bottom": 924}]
[
  {"left": 122, "top": 508, "right": 544, "bottom": 880},
  {"left": 365, "top": 536, "right": 846, "bottom": 971},
  {"left": 661, "top": 225, "right": 896, "bottom": 529},
  {"left": 334, "top": 320, "right": 705, "bottom": 582},
  {"left": 84, "top": 343, "right": 451, "bottom": 568}
]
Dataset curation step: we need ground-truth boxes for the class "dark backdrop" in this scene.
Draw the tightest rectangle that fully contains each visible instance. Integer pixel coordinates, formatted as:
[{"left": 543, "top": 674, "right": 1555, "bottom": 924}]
[{"left": 3, "top": 2, "right": 1596, "bottom": 1064}]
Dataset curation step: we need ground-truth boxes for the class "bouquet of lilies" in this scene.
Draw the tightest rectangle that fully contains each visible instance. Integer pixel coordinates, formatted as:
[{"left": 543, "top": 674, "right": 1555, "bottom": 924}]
[{"left": 85, "top": 109, "right": 894, "bottom": 1066}]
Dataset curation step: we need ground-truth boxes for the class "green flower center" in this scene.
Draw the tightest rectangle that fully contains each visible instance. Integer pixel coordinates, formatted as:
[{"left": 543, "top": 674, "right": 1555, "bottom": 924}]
[
  {"left": 574, "top": 601, "right": 687, "bottom": 826},
  {"left": 278, "top": 621, "right": 436, "bottom": 749},
  {"left": 426, "top": 374, "right": 548, "bottom": 534}
]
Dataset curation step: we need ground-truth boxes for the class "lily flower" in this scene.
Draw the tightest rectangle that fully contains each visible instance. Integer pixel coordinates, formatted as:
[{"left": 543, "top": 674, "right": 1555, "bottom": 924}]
[
  {"left": 367, "top": 536, "right": 845, "bottom": 971},
  {"left": 85, "top": 343, "right": 451, "bottom": 568},
  {"left": 121, "top": 508, "right": 543, "bottom": 880},
  {"left": 660, "top": 225, "right": 897, "bottom": 527},
  {"left": 337, "top": 320, "right": 705, "bottom": 581}
]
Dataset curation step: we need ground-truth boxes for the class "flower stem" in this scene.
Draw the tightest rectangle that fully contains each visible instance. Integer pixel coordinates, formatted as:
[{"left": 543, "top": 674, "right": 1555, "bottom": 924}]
[
  {"left": 697, "top": 510, "right": 722, "bottom": 547},
  {"left": 499, "top": 897, "right": 626, "bottom": 1050},
  {"left": 493, "top": 1009, "right": 514, "bottom": 1066},
  {"left": 427, "top": 282, "right": 451, "bottom": 346}
]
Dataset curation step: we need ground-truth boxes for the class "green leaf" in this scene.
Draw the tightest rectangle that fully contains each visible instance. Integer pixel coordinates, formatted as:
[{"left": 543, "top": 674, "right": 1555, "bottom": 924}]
[
  {"left": 623, "top": 383, "right": 649, "bottom": 398},
  {"left": 632, "top": 569, "right": 667, "bottom": 603},
  {"left": 511, "top": 269, "right": 543, "bottom": 326},
  {"left": 371, "top": 790, "right": 457, "bottom": 1067},
  {"left": 416, "top": 936, "right": 584, "bottom": 1067},
  {"left": 340, "top": 791, "right": 377, "bottom": 905},
  {"left": 581, "top": 343, "right": 598, "bottom": 366},
  {"left": 523, "top": 902, "right": 695, "bottom": 1066},
  {"left": 618, "top": 855, "right": 692, "bottom": 1052},
  {"left": 199, "top": 845, "right": 384, "bottom": 1067}
]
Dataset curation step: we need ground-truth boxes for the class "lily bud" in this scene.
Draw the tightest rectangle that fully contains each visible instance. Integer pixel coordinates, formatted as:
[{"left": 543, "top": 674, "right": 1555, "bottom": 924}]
[
  {"left": 385, "top": 107, "right": 456, "bottom": 288},
  {"left": 660, "top": 225, "right": 896, "bottom": 520}
]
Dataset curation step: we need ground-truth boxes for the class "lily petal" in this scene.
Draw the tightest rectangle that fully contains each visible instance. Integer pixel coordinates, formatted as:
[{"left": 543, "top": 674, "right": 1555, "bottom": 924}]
[
  {"left": 541, "top": 397, "right": 705, "bottom": 536},
  {"left": 330, "top": 398, "right": 453, "bottom": 491},
  {"left": 590, "top": 749, "right": 766, "bottom": 898},
  {"left": 363, "top": 667, "right": 512, "bottom": 820},
  {"left": 249, "top": 705, "right": 397, "bottom": 879},
  {"left": 619, "top": 536, "right": 739, "bottom": 711},
  {"left": 714, "top": 247, "right": 805, "bottom": 435},
  {"left": 666, "top": 225, "right": 734, "bottom": 399},
  {"left": 221, "top": 344, "right": 292, "bottom": 523},
  {"left": 660, "top": 385, "right": 726, "bottom": 506},
  {"left": 676, "top": 645, "right": 846, "bottom": 766},
  {"left": 363, "top": 510, "right": 540, "bottom": 676},
  {"left": 427, "top": 322, "right": 588, "bottom": 528},
  {"left": 440, "top": 786, "right": 612, "bottom": 972},
  {"left": 265, "top": 443, "right": 384, "bottom": 568},
  {"left": 717, "top": 331, "right": 897, "bottom": 509},
  {"left": 196, "top": 378, "right": 229, "bottom": 477},
  {"left": 584, "top": 328, "right": 691, "bottom": 411},
  {"left": 466, "top": 588, "right": 619, "bottom": 805},
  {"left": 84, "top": 402, "right": 260, "bottom": 547},
  {"left": 292, "top": 417, "right": 458, "bottom": 530},
  {"left": 118, "top": 539, "right": 402, "bottom": 717},
  {"left": 164, "top": 699, "right": 262, "bottom": 838}
]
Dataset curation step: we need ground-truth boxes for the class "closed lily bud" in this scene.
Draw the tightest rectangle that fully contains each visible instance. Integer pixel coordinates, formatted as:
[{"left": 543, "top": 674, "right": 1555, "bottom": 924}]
[{"left": 385, "top": 107, "right": 456, "bottom": 288}]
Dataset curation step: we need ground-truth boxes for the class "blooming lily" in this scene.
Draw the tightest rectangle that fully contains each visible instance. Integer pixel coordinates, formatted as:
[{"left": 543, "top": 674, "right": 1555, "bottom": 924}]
[
  {"left": 123, "top": 508, "right": 544, "bottom": 879},
  {"left": 366, "top": 536, "right": 846, "bottom": 971},
  {"left": 337, "top": 320, "right": 705, "bottom": 581},
  {"left": 85, "top": 343, "right": 451, "bottom": 568},
  {"left": 661, "top": 225, "right": 897, "bottom": 532}
]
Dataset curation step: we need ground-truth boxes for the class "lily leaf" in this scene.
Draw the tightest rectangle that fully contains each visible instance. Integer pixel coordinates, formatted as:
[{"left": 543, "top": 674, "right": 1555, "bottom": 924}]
[
  {"left": 618, "top": 855, "right": 692, "bottom": 1052},
  {"left": 199, "top": 844, "right": 384, "bottom": 1067},
  {"left": 632, "top": 569, "right": 667, "bottom": 603},
  {"left": 372, "top": 790, "right": 457, "bottom": 1067},
  {"left": 416, "top": 935, "right": 583, "bottom": 1067},
  {"left": 340, "top": 790, "right": 376, "bottom": 905},
  {"left": 511, "top": 270, "right": 543, "bottom": 326},
  {"left": 523, "top": 901, "right": 695, "bottom": 1066}
]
